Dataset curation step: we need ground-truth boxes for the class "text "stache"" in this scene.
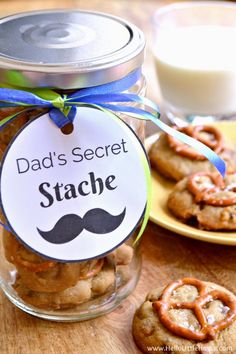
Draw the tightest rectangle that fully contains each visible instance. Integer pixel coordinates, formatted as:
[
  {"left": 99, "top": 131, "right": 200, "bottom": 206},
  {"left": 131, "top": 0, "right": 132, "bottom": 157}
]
[{"left": 39, "top": 171, "right": 117, "bottom": 208}]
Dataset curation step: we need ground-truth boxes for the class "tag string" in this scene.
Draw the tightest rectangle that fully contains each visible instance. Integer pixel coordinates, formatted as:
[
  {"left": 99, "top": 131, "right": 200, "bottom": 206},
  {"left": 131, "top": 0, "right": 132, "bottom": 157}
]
[{"left": 0, "top": 69, "right": 226, "bottom": 243}]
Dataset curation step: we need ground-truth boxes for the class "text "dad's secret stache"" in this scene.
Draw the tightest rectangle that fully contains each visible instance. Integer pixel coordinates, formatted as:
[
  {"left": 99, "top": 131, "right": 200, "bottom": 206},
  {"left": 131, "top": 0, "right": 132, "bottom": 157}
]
[{"left": 37, "top": 208, "right": 126, "bottom": 244}]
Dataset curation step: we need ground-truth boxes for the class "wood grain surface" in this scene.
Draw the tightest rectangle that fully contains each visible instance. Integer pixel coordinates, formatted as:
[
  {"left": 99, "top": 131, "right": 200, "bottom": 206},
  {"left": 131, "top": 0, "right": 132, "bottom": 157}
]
[{"left": 0, "top": 1, "right": 235, "bottom": 354}]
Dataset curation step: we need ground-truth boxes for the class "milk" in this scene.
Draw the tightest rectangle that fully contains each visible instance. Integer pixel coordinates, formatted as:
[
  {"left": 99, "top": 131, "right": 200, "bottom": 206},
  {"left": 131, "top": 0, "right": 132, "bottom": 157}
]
[{"left": 154, "top": 26, "right": 236, "bottom": 116}]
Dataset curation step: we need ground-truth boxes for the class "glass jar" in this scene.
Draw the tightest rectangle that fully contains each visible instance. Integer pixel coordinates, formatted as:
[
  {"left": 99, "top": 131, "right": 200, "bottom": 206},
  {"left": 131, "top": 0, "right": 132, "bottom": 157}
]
[{"left": 0, "top": 10, "right": 146, "bottom": 321}]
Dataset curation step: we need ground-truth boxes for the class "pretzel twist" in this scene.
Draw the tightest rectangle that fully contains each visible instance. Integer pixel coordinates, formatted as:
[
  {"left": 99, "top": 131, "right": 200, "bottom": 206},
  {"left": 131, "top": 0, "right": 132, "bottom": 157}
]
[
  {"left": 78, "top": 259, "right": 104, "bottom": 280},
  {"left": 6, "top": 233, "right": 104, "bottom": 279},
  {"left": 152, "top": 278, "right": 236, "bottom": 341},
  {"left": 188, "top": 172, "right": 236, "bottom": 206},
  {"left": 10, "top": 235, "right": 56, "bottom": 272},
  {"left": 167, "top": 126, "right": 224, "bottom": 160}
]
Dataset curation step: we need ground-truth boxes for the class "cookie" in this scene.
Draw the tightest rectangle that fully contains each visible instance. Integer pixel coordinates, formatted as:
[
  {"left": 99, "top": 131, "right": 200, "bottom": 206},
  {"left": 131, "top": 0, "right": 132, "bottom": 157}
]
[
  {"left": 3, "top": 230, "right": 56, "bottom": 272},
  {"left": 167, "top": 172, "right": 236, "bottom": 230},
  {"left": 107, "top": 243, "right": 134, "bottom": 265},
  {"left": 3, "top": 228, "right": 132, "bottom": 307},
  {"left": 17, "top": 263, "right": 85, "bottom": 293},
  {"left": 133, "top": 278, "right": 236, "bottom": 354},
  {"left": 91, "top": 263, "right": 115, "bottom": 295},
  {"left": 0, "top": 107, "right": 44, "bottom": 146},
  {"left": 149, "top": 125, "right": 236, "bottom": 181},
  {"left": 3, "top": 230, "right": 104, "bottom": 292},
  {"left": 14, "top": 262, "right": 115, "bottom": 310},
  {"left": 14, "top": 277, "right": 93, "bottom": 310}
]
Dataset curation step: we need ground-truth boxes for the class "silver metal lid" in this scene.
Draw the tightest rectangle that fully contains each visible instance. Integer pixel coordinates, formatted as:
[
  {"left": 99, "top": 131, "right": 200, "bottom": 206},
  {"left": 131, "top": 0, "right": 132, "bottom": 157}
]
[{"left": 0, "top": 10, "right": 145, "bottom": 89}]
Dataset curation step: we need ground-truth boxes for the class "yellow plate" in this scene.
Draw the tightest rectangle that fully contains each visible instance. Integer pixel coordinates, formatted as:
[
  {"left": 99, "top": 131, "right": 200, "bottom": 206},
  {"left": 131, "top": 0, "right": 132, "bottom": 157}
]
[{"left": 146, "top": 121, "right": 236, "bottom": 246}]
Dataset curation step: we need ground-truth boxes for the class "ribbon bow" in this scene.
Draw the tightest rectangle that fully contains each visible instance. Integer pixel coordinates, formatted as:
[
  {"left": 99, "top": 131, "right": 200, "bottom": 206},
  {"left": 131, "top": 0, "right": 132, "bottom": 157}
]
[{"left": 0, "top": 69, "right": 226, "bottom": 176}]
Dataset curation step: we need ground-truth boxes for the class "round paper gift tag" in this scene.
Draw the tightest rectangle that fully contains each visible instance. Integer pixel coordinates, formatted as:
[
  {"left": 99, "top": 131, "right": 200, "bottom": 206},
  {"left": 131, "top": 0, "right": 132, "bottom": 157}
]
[{"left": 0, "top": 107, "right": 149, "bottom": 261}]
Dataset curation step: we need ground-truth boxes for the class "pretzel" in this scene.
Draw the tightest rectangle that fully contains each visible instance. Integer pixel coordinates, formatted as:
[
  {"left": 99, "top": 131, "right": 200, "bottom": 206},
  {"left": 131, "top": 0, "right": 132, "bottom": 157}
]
[
  {"left": 4, "top": 231, "right": 105, "bottom": 292},
  {"left": 167, "top": 125, "right": 224, "bottom": 160},
  {"left": 78, "top": 259, "right": 104, "bottom": 280},
  {"left": 153, "top": 278, "right": 236, "bottom": 341},
  {"left": 188, "top": 172, "right": 236, "bottom": 206},
  {"left": 12, "top": 236, "right": 104, "bottom": 278},
  {"left": 5, "top": 231, "right": 56, "bottom": 272}
]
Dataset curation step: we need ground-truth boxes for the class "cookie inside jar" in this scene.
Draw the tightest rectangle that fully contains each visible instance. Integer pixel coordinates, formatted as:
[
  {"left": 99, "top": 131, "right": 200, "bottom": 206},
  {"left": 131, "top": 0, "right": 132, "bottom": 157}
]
[
  {"left": 0, "top": 228, "right": 138, "bottom": 314},
  {"left": 0, "top": 107, "right": 45, "bottom": 158}
]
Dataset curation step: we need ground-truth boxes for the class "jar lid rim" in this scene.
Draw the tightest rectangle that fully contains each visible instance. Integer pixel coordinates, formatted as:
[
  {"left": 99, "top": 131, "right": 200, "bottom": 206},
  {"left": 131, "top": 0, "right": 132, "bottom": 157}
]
[{"left": 0, "top": 9, "right": 145, "bottom": 89}]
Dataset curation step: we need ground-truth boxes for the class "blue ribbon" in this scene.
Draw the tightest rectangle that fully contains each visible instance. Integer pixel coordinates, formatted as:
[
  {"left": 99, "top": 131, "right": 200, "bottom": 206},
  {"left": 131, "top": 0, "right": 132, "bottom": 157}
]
[{"left": 0, "top": 68, "right": 225, "bottom": 176}]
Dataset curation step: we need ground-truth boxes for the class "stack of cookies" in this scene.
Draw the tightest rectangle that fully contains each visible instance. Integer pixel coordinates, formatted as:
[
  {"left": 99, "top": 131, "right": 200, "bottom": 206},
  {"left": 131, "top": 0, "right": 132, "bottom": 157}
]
[
  {"left": 3, "top": 230, "right": 134, "bottom": 309},
  {"left": 149, "top": 125, "right": 236, "bottom": 231}
]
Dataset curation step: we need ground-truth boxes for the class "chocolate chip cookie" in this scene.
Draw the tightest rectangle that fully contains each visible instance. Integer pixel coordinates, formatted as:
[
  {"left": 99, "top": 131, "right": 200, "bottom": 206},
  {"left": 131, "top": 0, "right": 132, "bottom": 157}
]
[
  {"left": 149, "top": 125, "right": 236, "bottom": 181},
  {"left": 167, "top": 172, "right": 236, "bottom": 230},
  {"left": 133, "top": 278, "right": 236, "bottom": 354}
]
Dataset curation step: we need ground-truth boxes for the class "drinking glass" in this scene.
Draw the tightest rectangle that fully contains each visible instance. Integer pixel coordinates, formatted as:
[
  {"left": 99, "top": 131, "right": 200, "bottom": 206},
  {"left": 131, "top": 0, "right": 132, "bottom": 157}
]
[{"left": 152, "top": 1, "right": 236, "bottom": 124}]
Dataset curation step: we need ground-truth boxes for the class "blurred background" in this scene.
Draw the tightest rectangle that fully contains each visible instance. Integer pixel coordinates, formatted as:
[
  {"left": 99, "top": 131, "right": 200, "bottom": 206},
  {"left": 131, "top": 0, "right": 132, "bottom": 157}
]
[
  {"left": 0, "top": 0, "right": 191, "bottom": 103},
  {"left": 1, "top": 0, "right": 236, "bottom": 130}
]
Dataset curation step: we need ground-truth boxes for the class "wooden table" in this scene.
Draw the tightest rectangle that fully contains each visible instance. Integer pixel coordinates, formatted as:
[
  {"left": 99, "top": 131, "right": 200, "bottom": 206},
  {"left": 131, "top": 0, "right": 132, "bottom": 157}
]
[{"left": 0, "top": 1, "right": 235, "bottom": 353}]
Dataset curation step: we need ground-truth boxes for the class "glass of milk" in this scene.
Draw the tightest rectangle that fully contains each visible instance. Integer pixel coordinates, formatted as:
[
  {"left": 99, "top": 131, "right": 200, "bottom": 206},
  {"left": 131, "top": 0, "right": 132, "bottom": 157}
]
[{"left": 152, "top": 1, "right": 236, "bottom": 123}]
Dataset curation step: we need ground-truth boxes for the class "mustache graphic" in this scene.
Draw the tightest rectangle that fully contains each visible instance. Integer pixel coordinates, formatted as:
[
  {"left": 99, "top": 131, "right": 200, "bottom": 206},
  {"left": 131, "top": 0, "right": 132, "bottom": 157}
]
[{"left": 37, "top": 207, "right": 126, "bottom": 244}]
